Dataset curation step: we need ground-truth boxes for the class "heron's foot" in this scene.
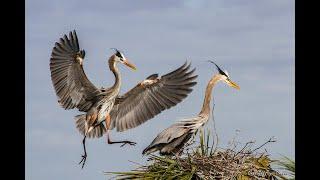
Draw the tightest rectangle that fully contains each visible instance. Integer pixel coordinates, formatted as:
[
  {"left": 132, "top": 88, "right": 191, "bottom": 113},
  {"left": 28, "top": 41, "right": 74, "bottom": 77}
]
[
  {"left": 107, "top": 139, "right": 137, "bottom": 147},
  {"left": 120, "top": 141, "right": 137, "bottom": 147},
  {"left": 78, "top": 153, "right": 87, "bottom": 169}
]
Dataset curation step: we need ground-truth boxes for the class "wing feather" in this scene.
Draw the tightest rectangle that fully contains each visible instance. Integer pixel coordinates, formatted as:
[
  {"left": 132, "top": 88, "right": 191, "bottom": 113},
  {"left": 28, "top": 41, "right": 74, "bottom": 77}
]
[
  {"left": 110, "top": 62, "right": 197, "bottom": 132},
  {"left": 50, "top": 30, "right": 101, "bottom": 112}
]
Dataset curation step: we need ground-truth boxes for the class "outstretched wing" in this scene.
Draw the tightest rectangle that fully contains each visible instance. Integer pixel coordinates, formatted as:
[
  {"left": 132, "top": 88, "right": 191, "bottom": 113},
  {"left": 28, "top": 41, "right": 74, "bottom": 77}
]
[
  {"left": 110, "top": 62, "right": 197, "bottom": 132},
  {"left": 50, "top": 30, "right": 101, "bottom": 112}
]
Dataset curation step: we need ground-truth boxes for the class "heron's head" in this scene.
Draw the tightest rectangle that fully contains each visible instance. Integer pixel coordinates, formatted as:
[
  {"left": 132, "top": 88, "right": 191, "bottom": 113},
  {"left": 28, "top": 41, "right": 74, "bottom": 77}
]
[
  {"left": 110, "top": 48, "right": 136, "bottom": 70},
  {"left": 208, "top": 60, "right": 240, "bottom": 90}
]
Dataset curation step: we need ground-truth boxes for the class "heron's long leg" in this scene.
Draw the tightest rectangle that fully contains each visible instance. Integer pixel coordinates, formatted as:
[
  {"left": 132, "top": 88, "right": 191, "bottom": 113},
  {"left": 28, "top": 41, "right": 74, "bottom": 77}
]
[
  {"left": 78, "top": 135, "right": 87, "bottom": 169},
  {"left": 105, "top": 114, "right": 136, "bottom": 147}
]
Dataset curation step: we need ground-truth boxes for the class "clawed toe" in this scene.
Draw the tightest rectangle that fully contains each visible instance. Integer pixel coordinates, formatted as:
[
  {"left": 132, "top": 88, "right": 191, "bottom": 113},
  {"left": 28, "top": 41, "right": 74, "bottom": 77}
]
[
  {"left": 78, "top": 154, "right": 87, "bottom": 169},
  {"left": 120, "top": 141, "right": 137, "bottom": 147}
]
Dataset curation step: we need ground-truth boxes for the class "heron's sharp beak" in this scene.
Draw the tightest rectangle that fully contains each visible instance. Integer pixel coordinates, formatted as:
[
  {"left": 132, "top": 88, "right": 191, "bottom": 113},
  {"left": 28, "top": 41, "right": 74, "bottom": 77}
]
[
  {"left": 227, "top": 79, "right": 240, "bottom": 90},
  {"left": 123, "top": 59, "right": 137, "bottom": 71}
]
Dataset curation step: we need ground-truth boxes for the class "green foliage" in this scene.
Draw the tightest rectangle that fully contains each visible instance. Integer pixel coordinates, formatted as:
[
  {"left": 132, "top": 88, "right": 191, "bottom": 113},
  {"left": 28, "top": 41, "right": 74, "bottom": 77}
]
[{"left": 274, "top": 156, "right": 295, "bottom": 180}]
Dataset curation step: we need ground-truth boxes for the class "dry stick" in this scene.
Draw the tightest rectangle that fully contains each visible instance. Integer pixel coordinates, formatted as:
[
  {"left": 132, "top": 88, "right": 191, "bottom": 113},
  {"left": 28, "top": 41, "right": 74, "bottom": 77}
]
[
  {"left": 233, "top": 136, "right": 276, "bottom": 159},
  {"left": 250, "top": 136, "right": 276, "bottom": 153},
  {"left": 238, "top": 139, "right": 275, "bottom": 161},
  {"left": 233, "top": 141, "right": 255, "bottom": 158}
]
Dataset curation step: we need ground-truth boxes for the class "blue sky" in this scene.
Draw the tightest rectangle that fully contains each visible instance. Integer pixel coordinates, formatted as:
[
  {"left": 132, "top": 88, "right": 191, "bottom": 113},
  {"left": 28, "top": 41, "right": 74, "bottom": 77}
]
[{"left": 26, "top": 0, "right": 294, "bottom": 179}]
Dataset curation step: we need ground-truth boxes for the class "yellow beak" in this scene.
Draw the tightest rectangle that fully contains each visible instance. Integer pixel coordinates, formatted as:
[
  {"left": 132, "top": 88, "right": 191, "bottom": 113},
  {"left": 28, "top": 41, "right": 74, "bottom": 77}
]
[
  {"left": 226, "top": 79, "right": 240, "bottom": 90},
  {"left": 123, "top": 59, "right": 137, "bottom": 71}
]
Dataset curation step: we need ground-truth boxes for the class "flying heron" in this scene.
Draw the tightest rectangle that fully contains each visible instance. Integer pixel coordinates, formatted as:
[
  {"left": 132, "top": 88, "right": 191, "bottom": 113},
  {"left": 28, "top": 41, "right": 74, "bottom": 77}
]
[
  {"left": 49, "top": 30, "right": 198, "bottom": 168},
  {"left": 142, "top": 61, "right": 240, "bottom": 156}
]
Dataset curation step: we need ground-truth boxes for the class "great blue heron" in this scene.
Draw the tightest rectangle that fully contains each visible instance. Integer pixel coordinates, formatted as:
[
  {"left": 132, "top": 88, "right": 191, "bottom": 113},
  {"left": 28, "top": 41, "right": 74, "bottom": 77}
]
[
  {"left": 49, "top": 30, "right": 198, "bottom": 168},
  {"left": 142, "top": 61, "right": 240, "bottom": 156}
]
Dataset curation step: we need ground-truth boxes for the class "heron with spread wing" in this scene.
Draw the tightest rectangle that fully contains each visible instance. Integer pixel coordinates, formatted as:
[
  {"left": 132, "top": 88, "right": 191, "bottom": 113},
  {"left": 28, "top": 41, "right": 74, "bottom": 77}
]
[
  {"left": 49, "top": 30, "right": 197, "bottom": 168},
  {"left": 142, "top": 61, "right": 239, "bottom": 156}
]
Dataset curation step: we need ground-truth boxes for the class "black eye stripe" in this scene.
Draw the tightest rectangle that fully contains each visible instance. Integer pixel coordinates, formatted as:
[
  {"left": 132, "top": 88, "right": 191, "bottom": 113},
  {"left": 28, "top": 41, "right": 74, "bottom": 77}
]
[
  {"left": 116, "top": 51, "right": 122, "bottom": 57},
  {"left": 221, "top": 71, "right": 228, "bottom": 77},
  {"left": 218, "top": 68, "right": 228, "bottom": 77},
  {"left": 207, "top": 60, "right": 229, "bottom": 77},
  {"left": 217, "top": 68, "right": 226, "bottom": 76}
]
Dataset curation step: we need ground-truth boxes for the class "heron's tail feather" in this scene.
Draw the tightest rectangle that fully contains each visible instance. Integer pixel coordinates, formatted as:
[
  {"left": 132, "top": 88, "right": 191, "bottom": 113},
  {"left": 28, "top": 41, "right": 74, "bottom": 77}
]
[
  {"left": 75, "top": 114, "right": 106, "bottom": 138},
  {"left": 142, "top": 145, "right": 158, "bottom": 155}
]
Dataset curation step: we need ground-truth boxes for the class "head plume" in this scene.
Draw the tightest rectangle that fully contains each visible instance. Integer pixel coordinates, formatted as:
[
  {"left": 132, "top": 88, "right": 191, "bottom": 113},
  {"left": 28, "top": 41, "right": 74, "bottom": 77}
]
[
  {"left": 110, "top": 48, "right": 124, "bottom": 58},
  {"left": 207, "top": 60, "right": 229, "bottom": 77}
]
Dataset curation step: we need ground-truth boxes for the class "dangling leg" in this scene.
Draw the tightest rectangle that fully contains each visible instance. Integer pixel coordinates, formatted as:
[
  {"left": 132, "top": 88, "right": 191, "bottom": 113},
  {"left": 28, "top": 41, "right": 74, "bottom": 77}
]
[
  {"left": 105, "top": 114, "right": 136, "bottom": 147},
  {"left": 78, "top": 135, "right": 87, "bottom": 169}
]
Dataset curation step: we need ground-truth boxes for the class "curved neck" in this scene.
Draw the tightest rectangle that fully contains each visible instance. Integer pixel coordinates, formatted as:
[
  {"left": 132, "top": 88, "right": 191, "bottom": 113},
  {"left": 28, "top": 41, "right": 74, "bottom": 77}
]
[
  {"left": 199, "top": 74, "right": 221, "bottom": 116},
  {"left": 109, "top": 55, "right": 121, "bottom": 92}
]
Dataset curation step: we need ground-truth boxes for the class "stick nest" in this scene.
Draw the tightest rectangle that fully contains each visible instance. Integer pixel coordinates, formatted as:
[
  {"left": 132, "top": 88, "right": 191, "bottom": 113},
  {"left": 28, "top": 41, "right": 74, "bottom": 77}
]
[{"left": 106, "top": 130, "right": 290, "bottom": 180}]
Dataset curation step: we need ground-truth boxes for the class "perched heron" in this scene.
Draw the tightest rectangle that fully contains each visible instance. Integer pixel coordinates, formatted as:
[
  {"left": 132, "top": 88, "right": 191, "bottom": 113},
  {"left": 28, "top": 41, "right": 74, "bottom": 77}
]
[
  {"left": 49, "top": 30, "right": 197, "bottom": 168},
  {"left": 142, "top": 61, "right": 240, "bottom": 156}
]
